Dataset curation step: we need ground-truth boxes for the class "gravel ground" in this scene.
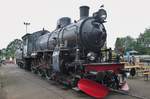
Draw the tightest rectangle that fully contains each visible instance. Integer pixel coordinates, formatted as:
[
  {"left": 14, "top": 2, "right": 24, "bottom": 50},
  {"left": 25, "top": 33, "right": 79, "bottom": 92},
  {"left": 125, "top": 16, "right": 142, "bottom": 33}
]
[{"left": 0, "top": 64, "right": 149, "bottom": 99}]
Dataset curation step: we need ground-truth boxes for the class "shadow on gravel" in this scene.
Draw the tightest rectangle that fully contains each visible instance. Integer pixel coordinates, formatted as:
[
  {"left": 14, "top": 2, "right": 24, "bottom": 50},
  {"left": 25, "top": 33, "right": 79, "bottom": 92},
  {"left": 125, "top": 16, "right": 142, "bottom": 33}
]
[
  {"left": 0, "top": 66, "right": 7, "bottom": 99},
  {"left": 0, "top": 88, "right": 7, "bottom": 99}
]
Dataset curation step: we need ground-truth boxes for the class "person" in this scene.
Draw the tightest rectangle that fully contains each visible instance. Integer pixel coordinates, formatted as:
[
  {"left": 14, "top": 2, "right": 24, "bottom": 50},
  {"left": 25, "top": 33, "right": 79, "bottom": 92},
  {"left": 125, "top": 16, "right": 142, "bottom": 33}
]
[
  {"left": 108, "top": 48, "right": 112, "bottom": 62},
  {"left": 129, "top": 56, "right": 132, "bottom": 65},
  {"left": 116, "top": 54, "right": 120, "bottom": 63},
  {"left": 130, "top": 55, "right": 135, "bottom": 65}
]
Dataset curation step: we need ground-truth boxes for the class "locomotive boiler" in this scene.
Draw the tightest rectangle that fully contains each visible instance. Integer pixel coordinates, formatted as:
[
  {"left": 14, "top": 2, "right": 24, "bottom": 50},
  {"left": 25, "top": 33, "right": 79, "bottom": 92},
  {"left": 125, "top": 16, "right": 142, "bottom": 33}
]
[{"left": 16, "top": 6, "right": 128, "bottom": 98}]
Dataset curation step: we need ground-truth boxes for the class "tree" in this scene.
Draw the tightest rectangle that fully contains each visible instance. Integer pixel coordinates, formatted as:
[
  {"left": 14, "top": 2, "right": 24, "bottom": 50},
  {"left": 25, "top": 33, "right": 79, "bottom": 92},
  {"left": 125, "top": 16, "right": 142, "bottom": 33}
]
[
  {"left": 5, "top": 39, "right": 22, "bottom": 59},
  {"left": 115, "top": 36, "right": 136, "bottom": 54},
  {"left": 115, "top": 38, "right": 125, "bottom": 54},
  {"left": 136, "top": 28, "right": 150, "bottom": 54},
  {"left": 115, "top": 28, "right": 150, "bottom": 55}
]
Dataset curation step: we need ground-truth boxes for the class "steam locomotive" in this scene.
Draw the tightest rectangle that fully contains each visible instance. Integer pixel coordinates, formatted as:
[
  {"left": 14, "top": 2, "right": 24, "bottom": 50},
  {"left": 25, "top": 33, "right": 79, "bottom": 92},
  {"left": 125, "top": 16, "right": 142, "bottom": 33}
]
[{"left": 16, "top": 6, "right": 127, "bottom": 98}]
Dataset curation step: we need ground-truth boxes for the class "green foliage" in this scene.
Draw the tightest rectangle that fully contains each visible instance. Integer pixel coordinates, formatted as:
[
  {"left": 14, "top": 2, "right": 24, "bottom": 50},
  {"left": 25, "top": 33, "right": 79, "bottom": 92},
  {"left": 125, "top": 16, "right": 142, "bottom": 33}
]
[
  {"left": 115, "top": 28, "right": 150, "bottom": 55},
  {"left": 0, "top": 48, "right": 6, "bottom": 60},
  {"left": 0, "top": 39, "right": 22, "bottom": 59},
  {"left": 115, "top": 36, "right": 136, "bottom": 54},
  {"left": 144, "top": 28, "right": 150, "bottom": 37}
]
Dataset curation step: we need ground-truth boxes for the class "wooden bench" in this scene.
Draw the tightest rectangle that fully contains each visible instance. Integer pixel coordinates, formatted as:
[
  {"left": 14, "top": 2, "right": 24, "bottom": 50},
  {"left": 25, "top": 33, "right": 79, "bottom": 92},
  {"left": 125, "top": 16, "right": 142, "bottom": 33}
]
[
  {"left": 121, "top": 62, "right": 129, "bottom": 66},
  {"left": 125, "top": 65, "right": 141, "bottom": 69},
  {"left": 143, "top": 71, "right": 150, "bottom": 80}
]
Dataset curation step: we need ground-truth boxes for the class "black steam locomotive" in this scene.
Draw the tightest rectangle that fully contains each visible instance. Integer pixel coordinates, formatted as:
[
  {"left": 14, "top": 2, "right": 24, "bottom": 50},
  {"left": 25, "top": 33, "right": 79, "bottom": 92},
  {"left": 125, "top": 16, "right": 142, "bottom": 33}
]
[{"left": 16, "top": 6, "right": 127, "bottom": 98}]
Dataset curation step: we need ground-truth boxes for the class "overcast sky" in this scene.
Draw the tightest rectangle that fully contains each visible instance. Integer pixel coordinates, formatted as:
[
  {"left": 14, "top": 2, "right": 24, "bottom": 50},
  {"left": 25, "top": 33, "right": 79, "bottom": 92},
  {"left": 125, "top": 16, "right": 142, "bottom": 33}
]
[{"left": 0, "top": 0, "right": 150, "bottom": 49}]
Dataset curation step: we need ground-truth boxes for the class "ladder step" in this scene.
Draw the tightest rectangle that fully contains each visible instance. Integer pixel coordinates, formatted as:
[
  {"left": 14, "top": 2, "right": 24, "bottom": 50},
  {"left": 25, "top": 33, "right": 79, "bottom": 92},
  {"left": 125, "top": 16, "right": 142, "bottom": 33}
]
[{"left": 72, "top": 87, "right": 80, "bottom": 91}]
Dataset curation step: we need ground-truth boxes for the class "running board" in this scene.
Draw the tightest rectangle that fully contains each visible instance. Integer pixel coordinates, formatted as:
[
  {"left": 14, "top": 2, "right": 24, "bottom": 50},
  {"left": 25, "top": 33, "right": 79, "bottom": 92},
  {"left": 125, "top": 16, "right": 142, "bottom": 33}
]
[{"left": 72, "top": 87, "right": 80, "bottom": 91}]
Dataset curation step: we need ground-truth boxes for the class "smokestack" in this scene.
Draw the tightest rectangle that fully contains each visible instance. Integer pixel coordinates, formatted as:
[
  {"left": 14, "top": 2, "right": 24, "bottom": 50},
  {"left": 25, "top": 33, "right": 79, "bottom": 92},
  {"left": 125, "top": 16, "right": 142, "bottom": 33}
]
[{"left": 80, "top": 6, "right": 89, "bottom": 19}]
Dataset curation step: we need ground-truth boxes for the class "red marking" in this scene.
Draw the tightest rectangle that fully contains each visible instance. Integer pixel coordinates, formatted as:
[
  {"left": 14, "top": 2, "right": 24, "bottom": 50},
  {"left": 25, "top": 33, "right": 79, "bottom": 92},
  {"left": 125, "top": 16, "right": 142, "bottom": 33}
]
[
  {"left": 84, "top": 63, "right": 124, "bottom": 73},
  {"left": 78, "top": 79, "right": 109, "bottom": 99}
]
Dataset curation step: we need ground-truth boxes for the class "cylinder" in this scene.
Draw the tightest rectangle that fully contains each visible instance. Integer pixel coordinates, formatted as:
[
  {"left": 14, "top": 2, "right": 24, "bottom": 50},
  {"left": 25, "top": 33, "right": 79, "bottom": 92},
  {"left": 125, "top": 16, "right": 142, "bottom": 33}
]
[{"left": 80, "top": 6, "right": 89, "bottom": 19}]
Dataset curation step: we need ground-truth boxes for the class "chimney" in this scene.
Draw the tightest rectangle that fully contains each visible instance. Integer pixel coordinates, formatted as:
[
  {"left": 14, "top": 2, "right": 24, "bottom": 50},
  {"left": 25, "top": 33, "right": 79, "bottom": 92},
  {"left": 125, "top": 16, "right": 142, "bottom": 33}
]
[{"left": 80, "top": 6, "right": 89, "bottom": 19}]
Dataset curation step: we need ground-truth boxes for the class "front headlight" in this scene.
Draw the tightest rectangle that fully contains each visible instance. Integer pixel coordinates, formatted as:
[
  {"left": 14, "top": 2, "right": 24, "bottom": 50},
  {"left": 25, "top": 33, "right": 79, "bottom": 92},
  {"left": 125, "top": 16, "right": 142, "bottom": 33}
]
[{"left": 87, "top": 52, "right": 96, "bottom": 61}]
